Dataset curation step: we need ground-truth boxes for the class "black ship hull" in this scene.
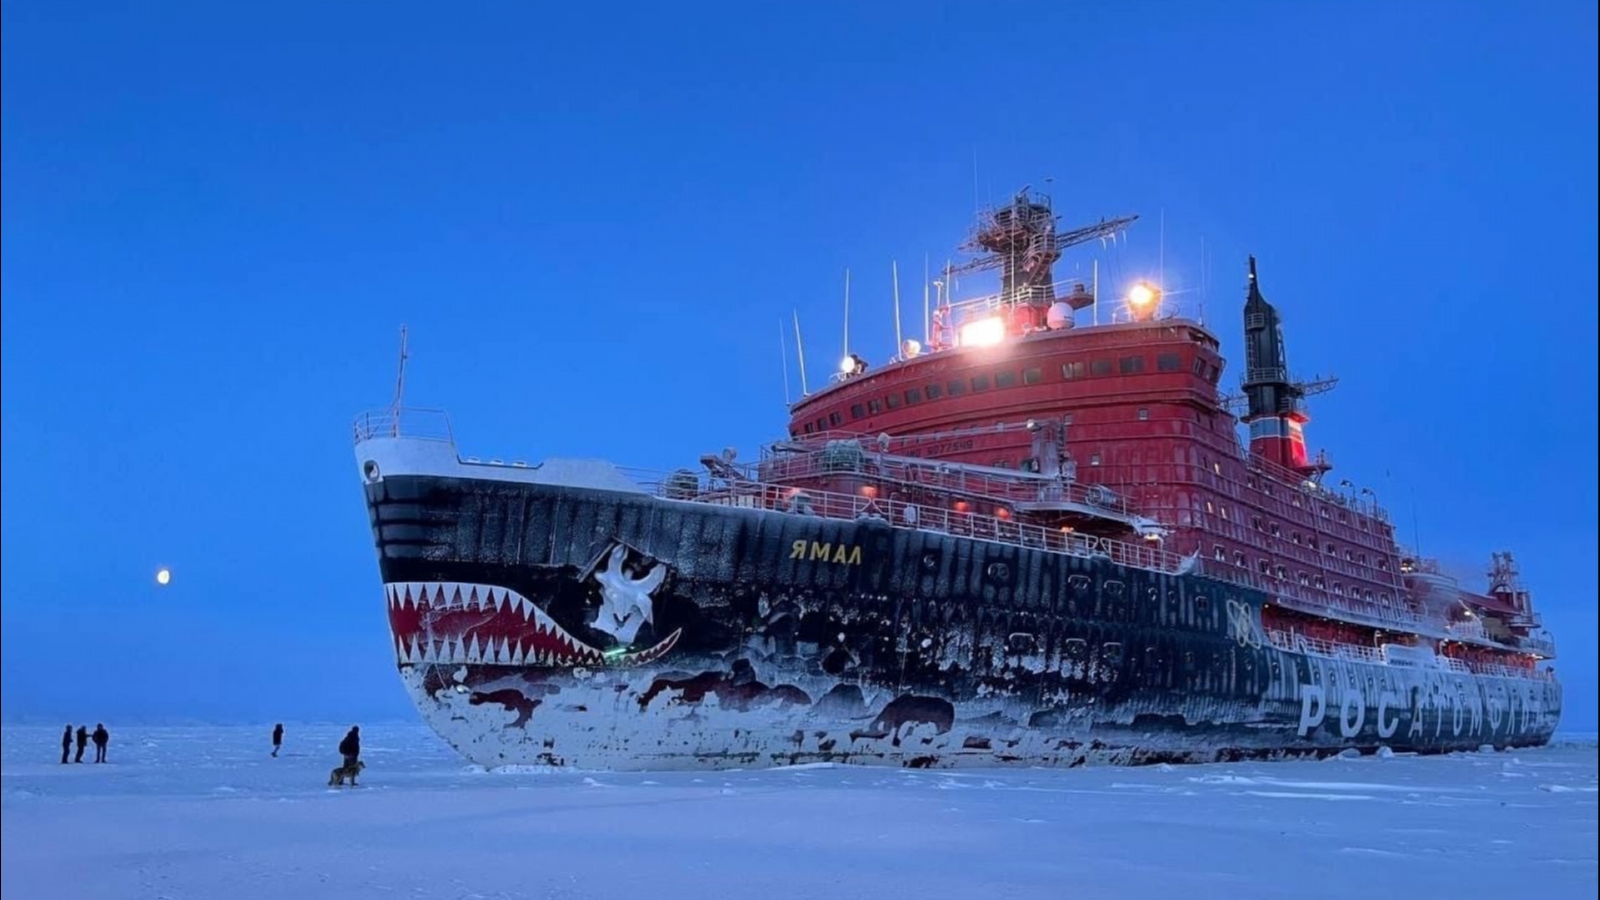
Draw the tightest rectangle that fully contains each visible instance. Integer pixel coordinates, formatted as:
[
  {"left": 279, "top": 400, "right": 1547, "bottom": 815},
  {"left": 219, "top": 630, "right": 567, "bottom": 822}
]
[{"left": 361, "top": 463, "right": 1562, "bottom": 771}]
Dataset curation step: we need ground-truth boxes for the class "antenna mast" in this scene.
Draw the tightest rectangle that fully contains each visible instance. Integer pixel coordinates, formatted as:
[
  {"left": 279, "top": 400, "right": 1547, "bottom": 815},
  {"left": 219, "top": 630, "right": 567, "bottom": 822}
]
[
  {"left": 842, "top": 269, "right": 851, "bottom": 362},
  {"left": 793, "top": 310, "right": 810, "bottom": 395},
  {"left": 923, "top": 255, "right": 931, "bottom": 344},
  {"left": 389, "top": 324, "right": 410, "bottom": 438},
  {"left": 892, "top": 260, "right": 903, "bottom": 353}
]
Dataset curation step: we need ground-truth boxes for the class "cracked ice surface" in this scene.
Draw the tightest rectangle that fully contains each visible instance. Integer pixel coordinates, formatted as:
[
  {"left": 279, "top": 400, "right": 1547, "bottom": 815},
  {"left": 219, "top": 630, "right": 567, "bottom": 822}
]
[{"left": 2, "top": 724, "right": 1595, "bottom": 900}]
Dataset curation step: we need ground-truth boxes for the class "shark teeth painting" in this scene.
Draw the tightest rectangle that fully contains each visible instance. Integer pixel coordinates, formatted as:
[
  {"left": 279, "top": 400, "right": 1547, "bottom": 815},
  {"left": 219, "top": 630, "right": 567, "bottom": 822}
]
[{"left": 385, "top": 578, "right": 682, "bottom": 670}]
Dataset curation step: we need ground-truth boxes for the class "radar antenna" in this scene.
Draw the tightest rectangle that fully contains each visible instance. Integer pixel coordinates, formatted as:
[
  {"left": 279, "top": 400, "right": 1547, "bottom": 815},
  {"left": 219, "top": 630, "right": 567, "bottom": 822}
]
[{"left": 948, "top": 187, "right": 1137, "bottom": 309}]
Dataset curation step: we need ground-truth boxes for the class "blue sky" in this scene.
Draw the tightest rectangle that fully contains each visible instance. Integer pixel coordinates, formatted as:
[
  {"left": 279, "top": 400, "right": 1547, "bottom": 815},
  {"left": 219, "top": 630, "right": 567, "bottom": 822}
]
[{"left": 3, "top": 1, "right": 1595, "bottom": 730}]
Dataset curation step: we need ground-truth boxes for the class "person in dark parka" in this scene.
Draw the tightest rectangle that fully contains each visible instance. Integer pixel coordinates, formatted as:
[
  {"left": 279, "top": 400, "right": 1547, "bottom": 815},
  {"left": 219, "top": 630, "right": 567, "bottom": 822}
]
[
  {"left": 61, "top": 725, "right": 72, "bottom": 764},
  {"left": 272, "top": 723, "right": 284, "bottom": 757},
  {"left": 75, "top": 726, "right": 89, "bottom": 763},
  {"left": 338, "top": 726, "right": 360, "bottom": 768},
  {"left": 91, "top": 724, "right": 109, "bottom": 763}
]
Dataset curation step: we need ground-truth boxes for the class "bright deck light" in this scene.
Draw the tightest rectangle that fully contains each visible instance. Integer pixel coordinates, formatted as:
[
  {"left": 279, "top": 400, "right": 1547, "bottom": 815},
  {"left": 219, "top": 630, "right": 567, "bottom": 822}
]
[{"left": 958, "top": 317, "right": 1006, "bottom": 347}]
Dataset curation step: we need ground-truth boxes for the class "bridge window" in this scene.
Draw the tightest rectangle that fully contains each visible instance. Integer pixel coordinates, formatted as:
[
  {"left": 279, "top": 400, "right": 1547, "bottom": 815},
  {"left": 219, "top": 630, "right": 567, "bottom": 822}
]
[
  {"left": 1090, "top": 452, "right": 1101, "bottom": 466},
  {"left": 1358, "top": 553, "right": 1368, "bottom": 566},
  {"left": 1314, "top": 575, "right": 1326, "bottom": 589},
  {"left": 868, "top": 399, "right": 882, "bottom": 414},
  {"left": 1219, "top": 505, "right": 1230, "bottom": 521},
  {"left": 1214, "top": 544, "right": 1225, "bottom": 561},
  {"left": 1119, "top": 355, "right": 1145, "bottom": 375},
  {"left": 971, "top": 373, "right": 991, "bottom": 392},
  {"left": 1233, "top": 551, "right": 1246, "bottom": 567},
  {"left": 1192, "top": 357, "right": 1205, "bottom": 375},
  {"left": 816, "top": 418, "right": 827, "bottom": 432},
  {"left": 1023, "top": 367, "right": 1042, "bottom": 385},
  {"left": 828, "top": 412, "right": 842, "bottom": 427},
  {"left": 995, "top": 370, "right": 1018, "bottom": 388},
  {"left": 803, "top": 423, "right": 814, "bottom": 434},
  {"left": 1298, "top": 571, "right": 1310, "bottom": 586},
  {"left": 1378, "top": 557, "right": 1390, "bottom": 571},
  {"left": 1138, "top": 407, "right": 1149, "bottom": 420},
  {"left": 1257, "top": 559, "right": 1270, "bottom": 575},
  {"left": 1269, "top": 522, "right": 1281, "bottom": 537},
  {"left": 904, "top": 388, "right": 922, "bottom": 405},
  {"left": 1091, "top": 359, "right": 1113, "bottom": 376},
  {"left": 925, "top": 383, "right": 943, "bottom": 400},
  {"left": 850, "top": 403, "right": 865, "bottom": 420},
  {"left": 1157, "top": 352, "right": 1182, "bottom": 372},
  {"left": 946, "top": 379, "right": 966, "bottom": 397},
  {"left": 1061, "top": 361, "right": 1085, "bottom": 379},
  {"left": 885, "top": 393, "right": 901, "bottom": 410},
  {"left": 1292, "top": 531, "right": 1302, "bottom": 544}
]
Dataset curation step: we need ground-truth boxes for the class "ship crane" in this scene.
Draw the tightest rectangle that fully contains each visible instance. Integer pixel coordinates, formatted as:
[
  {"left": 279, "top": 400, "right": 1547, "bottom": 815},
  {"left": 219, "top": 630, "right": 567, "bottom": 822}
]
[{"left": 947, "top": 187, "right": 1137, "bottom": 309}]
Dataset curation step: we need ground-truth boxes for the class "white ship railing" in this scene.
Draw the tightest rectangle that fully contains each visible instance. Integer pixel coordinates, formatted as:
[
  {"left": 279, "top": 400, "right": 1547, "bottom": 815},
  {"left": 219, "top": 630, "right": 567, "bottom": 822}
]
[
  {"left": 1520, "top": 635, "right": 1557, "bottom": 657},
  {"left": 629, "top": 474, "right": 1189, "bottom": 575},
  {"left": 1266, "top": 629, "right": 1554, "bottom": 680},
  {"left": 753, "top": 449, "right": 1142, "bottom": 521},
  {"left": 352, "top": 408, "right": 456, "bottom": 445}
]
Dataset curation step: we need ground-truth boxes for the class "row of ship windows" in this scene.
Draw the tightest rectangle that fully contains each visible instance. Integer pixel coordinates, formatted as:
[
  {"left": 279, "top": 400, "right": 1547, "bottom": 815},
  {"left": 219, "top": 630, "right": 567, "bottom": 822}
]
[
  {"left": 801, "top": 352, "right": 1216, "bottom": 434},
  {"left": 1203, "top": 499, "right": 1387, "bottom": 568},
  {"left": 1198, "top": 460, "right": 1388, "bottom": 542},
  {"left": 1213, "top": 545, "right": 1393, "bottom": 602}
]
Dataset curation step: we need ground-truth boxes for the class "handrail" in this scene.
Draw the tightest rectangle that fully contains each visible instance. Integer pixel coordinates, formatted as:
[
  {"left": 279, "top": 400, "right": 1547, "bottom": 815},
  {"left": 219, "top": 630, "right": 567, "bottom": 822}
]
[
  {"left": 352, "top": 407, "right": 456, "bottom": 445},
  {"left": 752, "top": 450, "right": 1143, "bottom": 522},
  {"left": 631, "top": 474, "right": 1189, "bottom": 574},
  {"left": 1266, "top": 629, "right": 1553, "bottom": 680}
]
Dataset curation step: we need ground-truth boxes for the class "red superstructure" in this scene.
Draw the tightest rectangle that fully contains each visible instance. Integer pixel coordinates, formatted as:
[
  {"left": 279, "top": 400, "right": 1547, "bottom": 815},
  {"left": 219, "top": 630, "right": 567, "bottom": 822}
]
[{"left": 766, "top": 189, "right": 1554, "bottom": 682}]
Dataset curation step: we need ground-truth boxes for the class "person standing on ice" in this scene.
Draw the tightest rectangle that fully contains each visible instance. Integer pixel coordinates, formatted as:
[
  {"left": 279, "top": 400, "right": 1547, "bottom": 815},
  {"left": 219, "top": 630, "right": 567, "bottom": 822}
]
[
  {"left": 74, "top": 726, "right": 88, "bottom": 763},
  {"left": 61, "top": 725, "right": 72, "bottom": 764},
  {"left": 91, "top": 724, "right": 109, "bottom": 763},
  {"left": 338, "top": 726, "right": 360, "bottom": 770},
  {"left": 271, "top": 723, "right": 284, "bottom": 757}
]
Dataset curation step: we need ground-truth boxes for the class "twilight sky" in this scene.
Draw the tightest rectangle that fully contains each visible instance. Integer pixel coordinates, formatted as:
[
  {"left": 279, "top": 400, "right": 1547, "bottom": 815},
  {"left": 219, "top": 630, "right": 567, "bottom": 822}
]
[{"left": 2, "top": 0, "right": 1595, "bottom": 729}]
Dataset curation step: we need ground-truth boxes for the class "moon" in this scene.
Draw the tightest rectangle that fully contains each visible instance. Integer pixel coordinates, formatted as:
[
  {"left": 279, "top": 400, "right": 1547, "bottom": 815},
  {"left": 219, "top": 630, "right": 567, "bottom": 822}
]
[{"left": 156, "top": 568, "right": 171, "bottom": 586}]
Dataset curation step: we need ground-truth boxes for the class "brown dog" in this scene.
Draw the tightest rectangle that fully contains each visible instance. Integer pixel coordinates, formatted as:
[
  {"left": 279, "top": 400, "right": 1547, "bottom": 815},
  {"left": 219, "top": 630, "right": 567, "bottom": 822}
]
[{"left": 328, "top": 759, "right": 366, "bottom": 787}]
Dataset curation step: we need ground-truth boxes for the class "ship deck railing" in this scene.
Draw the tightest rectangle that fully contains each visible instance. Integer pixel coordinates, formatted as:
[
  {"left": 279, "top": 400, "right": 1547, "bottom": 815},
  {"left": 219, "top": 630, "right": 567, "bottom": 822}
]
[
  {"left": 352, "top": 407, "right": 456, "bottom": 445},
  {"left": 633, "top": 476, "right": 1189, "bottom": 575},
  {"left": 1520, "top": 635, "right": 1557, "bottom": 657},
  {"left": 751, "top": 449, "right": 1142, "bottom": 522},
  {"left": 1266, "top": 629, "right": 1554, "bottom": 680}
]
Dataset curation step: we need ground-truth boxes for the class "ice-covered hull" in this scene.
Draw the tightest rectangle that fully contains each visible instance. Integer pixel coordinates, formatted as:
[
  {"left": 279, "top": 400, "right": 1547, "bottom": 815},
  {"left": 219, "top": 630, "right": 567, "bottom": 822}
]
[{"left": 356, "top": 438, "right": 1562, "bottom": 771}]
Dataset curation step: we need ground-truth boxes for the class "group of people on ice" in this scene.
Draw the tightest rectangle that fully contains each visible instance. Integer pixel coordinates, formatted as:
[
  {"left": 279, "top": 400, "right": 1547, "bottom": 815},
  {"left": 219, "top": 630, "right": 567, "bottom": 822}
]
[
  {"left": 56, "top": 722, "right": 364, "bottom": 785},
  {"left": 60, "top": 724, "right": 110, "bottom": 764}
]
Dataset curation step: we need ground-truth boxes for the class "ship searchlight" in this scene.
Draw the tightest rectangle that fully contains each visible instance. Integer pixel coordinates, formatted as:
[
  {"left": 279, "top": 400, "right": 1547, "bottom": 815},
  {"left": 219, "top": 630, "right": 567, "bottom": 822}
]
[
  {"left": 959, "top": 316, "right": 1007, "bottom": 347},
  {"left": 1127, "top": 281, "right": 1162, "bottom": 321}
]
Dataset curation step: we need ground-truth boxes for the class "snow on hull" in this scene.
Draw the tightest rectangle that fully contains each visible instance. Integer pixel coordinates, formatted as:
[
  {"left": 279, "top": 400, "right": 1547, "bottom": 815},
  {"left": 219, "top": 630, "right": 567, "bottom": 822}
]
[{"left": 359, "top": 469, "right": 1563, "bottom": 772}]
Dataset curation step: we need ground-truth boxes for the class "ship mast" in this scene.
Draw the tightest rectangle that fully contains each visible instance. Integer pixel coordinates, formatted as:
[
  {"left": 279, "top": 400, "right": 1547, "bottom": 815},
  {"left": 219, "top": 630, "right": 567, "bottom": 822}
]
[
  {"left": 1239, "top": 258, "right": 1336, "bottom": 479},
  {"left": 949, "top": 187, "right": 1137, "bottom": 311}
]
